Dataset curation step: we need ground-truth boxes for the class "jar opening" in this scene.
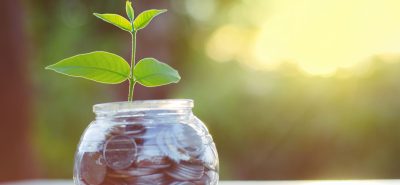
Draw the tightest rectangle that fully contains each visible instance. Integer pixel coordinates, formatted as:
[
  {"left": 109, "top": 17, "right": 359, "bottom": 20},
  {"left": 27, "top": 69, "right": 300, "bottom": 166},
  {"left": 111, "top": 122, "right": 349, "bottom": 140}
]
[{"left": 93, "top": 99, "right": 194, "bottom": 114}]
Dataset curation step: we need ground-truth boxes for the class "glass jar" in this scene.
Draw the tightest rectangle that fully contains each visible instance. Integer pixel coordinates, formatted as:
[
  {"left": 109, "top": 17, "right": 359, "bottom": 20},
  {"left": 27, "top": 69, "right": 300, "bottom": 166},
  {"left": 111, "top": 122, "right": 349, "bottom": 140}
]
[{"left": 73, "top": 99, "right": 219, "bottom": 185}]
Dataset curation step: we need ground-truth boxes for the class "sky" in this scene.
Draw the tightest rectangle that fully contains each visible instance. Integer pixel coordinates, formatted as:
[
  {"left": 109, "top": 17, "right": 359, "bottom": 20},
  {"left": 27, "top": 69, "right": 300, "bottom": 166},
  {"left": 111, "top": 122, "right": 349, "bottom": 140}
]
[{"left": 205, "top": 0, "right": 400, "bottom": 75}]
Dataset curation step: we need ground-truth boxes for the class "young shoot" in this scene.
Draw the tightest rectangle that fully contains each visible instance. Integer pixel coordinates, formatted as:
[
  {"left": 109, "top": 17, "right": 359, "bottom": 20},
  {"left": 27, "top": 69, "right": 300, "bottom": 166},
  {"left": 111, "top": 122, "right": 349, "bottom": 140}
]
[{"left": 45, "top": 1, "right": 180, "bottom": 101}]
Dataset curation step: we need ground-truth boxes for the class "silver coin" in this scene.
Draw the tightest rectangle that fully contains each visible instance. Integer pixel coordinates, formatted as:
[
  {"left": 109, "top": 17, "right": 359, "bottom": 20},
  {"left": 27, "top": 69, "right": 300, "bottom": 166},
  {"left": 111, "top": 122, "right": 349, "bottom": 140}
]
[
  {"left": 80, "top": 152, "right": 107, "bottom": 185},
  {"left": 104, "top": 135, "right": 137, "bottom": 170},
  {"left": 173, "top": 124, "right": 203, "bottom": 153},
  {"left": 166, "top": 162, "right": 205, "bottom": 181},
  {"left": 112, "top": 167, "right": 159, "bottom": 176},
  {"left": 136, "top": 156, "right": 171, "bottom": 169},
  {"left": 157, "top": 129, "right": 193, "bottom": 162},
  {"left": 157, "top": 124, "right": 205, "bottom": 162},
  {"left": 136, "top": 144, "right": 166, "bottom": 163},
  {"left": 169, "top": 182, "right": 196, "bottom": 185}
]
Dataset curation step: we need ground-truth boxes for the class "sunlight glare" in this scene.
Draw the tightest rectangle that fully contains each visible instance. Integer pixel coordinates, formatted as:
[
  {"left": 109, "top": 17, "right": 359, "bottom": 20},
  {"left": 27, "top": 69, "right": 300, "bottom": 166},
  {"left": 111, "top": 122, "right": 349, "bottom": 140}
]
[{"left": 206, "top": 0, "right": 400, "bottom": 75}]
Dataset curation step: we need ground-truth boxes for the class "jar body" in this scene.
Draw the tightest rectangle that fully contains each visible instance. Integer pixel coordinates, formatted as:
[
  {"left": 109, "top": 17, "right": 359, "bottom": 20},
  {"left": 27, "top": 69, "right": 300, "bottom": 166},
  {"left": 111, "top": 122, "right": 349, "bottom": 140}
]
[{"left": 74, "top": 100, "right": 219, "bottom": 185}]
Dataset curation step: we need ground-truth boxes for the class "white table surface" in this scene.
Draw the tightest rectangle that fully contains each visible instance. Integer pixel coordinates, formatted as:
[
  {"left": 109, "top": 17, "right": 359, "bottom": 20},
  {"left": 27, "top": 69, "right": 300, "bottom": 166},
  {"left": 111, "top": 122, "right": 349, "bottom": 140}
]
[{"left": 2, "top": 180, "right": 400, "bottom": 185}]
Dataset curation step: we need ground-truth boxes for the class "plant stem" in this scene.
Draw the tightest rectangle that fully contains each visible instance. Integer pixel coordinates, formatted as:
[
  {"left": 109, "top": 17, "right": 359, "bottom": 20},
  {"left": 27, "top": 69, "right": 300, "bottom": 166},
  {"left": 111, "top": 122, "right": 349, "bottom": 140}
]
[{"left": 128, "top": 31, "right": 137, "bottom": 101}]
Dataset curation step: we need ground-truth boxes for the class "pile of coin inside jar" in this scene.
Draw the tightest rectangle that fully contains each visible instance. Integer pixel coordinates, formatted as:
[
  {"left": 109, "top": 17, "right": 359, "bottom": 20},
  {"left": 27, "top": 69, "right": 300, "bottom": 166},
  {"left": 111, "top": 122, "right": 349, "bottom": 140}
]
[{"left": 77, "top": 121, "right": 218, "bottom": 185}]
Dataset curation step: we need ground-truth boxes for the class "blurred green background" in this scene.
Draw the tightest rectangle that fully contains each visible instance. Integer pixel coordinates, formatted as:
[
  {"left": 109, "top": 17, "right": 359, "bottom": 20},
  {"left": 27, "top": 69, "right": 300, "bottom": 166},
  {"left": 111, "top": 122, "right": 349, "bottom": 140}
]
[{"left": 2, "top": 0, "right": 400, "bottom": 182}]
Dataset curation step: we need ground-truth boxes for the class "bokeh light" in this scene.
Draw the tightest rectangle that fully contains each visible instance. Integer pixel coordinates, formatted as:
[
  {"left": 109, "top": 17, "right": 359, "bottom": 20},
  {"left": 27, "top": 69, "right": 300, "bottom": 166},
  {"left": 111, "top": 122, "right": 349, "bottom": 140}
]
[{"left": 206, "top": 0, "right": 400, "bottom": 75}]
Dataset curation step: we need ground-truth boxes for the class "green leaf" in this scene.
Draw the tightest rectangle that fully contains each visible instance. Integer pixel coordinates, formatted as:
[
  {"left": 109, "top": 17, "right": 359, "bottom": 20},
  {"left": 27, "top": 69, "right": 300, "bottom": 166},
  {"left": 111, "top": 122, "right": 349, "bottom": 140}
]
[
  {"left": 45, "top": 51, "right": 131, "bottom": 84},
  {"left": 133, "top": 9, "right": 167, "bottom": 31},
  {"left": 126, "top": 1, "right": 135, "bottom": 22},
  {"left": 133, "top": 58, "right": 180, "bottom": 87},
  {"left": 93, "top": 13, "right": 132, "bottom": 32}
]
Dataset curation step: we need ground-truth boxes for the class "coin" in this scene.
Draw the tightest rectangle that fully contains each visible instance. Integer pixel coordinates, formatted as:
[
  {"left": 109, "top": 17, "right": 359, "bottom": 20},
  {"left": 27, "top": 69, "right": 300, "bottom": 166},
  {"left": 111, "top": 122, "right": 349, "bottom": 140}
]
[
  {"left": 100, "top": 177, "right": 129, "bottom": 185},
  {"left": 104, "top": 135, "right": 137, "bottom": 170},
  {"left": 125, "top": 173, "right": 167, "bottom": 185},
  {"left": 173, "top": 124, "right": 203, "bottom": 154},
  {"left": 157, "top": 124, "right": 204, "bottom": 162},
  {"left": 136, "top": 145, "right": 165, "bottom": 162},
  {"left": 80, "top": 152, "right": 107, "bottom": 185},
  {"left": 125, "top": 124, "right": 146, "bottom": 136},
  {"left": 169, "top": 182, "right": 196, "bottom": 185},
  {"left": 205, "top": 170, "right": 219, "bottom": 185},
  {"left": 166, "top": 161, "right": 205, "bottom": 181},
  {"left": 192, "top": 170, "right": 217, "bottom": 185},
  {"left": 108, "top": 125, "right": 126, "bottom": 136},
  {"left": 135, "top": 156, "right": 171, "bottom": 169},
  {"left": 106, "top": 172, "right": 131, "bottom": 179},
  {"left": 199, "top": 144, "right": 218, "bottom": 171},
  {"left": 156, "top": 129, "right": 186, "bottom": 162},
  {"left": 139, "top": 125, "right": 165, "bottom": 139},
  {"left": 111, "top": 167, "right": 159, "bottom": 177}
]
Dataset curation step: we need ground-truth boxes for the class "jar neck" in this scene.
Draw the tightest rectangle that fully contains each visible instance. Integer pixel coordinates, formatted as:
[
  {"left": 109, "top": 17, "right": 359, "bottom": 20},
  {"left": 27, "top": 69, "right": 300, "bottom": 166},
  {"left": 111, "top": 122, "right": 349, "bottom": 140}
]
[
  {"left": 93, "top": 100, "right": 194, "bottom": 121},
  {"left": 95, "top": 108, "right": 193, "bottom": 120}
]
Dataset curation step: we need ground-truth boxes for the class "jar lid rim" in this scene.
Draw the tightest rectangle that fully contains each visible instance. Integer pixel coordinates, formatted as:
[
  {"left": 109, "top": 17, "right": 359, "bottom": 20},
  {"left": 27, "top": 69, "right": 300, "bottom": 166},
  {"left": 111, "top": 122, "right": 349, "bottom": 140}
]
[{"left": 93, "top": 99, "right": 194, "bottom": 113}]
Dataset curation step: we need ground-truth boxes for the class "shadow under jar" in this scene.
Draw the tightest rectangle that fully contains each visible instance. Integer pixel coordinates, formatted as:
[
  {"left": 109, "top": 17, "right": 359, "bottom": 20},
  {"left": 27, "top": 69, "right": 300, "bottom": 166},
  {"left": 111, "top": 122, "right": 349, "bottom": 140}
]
[{"left": 74, "top": 100, "right": 219, "bottom": 185}]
